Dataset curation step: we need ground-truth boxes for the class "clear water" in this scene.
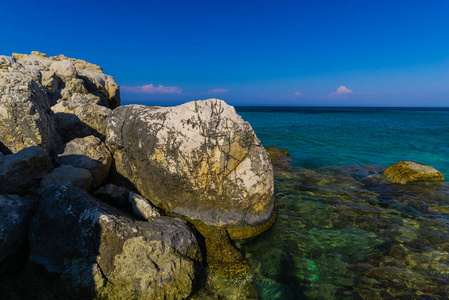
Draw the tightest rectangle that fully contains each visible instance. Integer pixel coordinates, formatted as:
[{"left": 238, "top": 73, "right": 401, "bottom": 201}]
[{"left": 196, "top": 107, "right": 449, "bottom": 299}]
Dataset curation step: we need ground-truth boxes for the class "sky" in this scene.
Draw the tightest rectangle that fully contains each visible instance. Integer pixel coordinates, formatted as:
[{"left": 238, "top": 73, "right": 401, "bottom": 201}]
[{"left": 1, "top": 0, "right": 449, "bottom": 106}]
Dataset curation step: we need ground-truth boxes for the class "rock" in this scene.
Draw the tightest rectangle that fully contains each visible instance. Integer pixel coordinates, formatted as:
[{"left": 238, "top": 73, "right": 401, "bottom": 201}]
[
  {"left": 0, "top": 146, "right": 53, "bottom": 194},
  {"left": 128, "top": 191, "right": 162, "bottom": 221},
  {"left": 64, "top": 78, "right": 89, "bottom": 95},
  {"left": 41, "top": 71, "right": 61, "bottom": 91},
  {"left": 56, "top": 136, "right": 112, "bottom": 186},
  {"left": 93, "top": 183, "right": 131, "bottom": 210},
  {"left": 0, "top": 194, "right": 35, "bottom": 274},
  {"left": 52, "top": 95, "right": 111, "bottom": 141},
  {"left": 39, "top": 165, "right": 93, "bottom": 191},
  {"left": 50, "top": 60, "right": 77, "bottom": 81},
  {"left": 0, "top": 58, "right": 62, "bottom": 153},
  {"left": 264, "top": 145, "right": 292, "bottom": 171},
  {"left": 383, "top": 161, "right": 445, "bottom": 184},
  {"left": 78, "top": 69, "right": 120, "bottom": 109},
  {"left": 29, "top": 185, "right": 201, "bottom": 299},
  {"left": 106, "top": 99, "right": 275, "bottom": 239}
]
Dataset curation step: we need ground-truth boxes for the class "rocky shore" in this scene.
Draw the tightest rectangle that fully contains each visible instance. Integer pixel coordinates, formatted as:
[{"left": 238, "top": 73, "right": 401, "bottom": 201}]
[{"left": 0, "top": 52, "right": 275, "bottom": 299}]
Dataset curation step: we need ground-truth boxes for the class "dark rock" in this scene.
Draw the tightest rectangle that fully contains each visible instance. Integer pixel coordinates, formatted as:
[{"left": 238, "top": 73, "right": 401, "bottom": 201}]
[
  {"left": 93, "top": 183, "right": 130, "bottom": 210},
  {"left": 29, "top": 185, "right": 202, "bottom": 299},
  {"left": 0, "top": 146, "right": 53, "bottom": 194},
  {"left": 0, "top": 194, "right": 35, "bottom": 274},
  {"left": 39, "top": 165, "right": 93, "bottom": 191}
]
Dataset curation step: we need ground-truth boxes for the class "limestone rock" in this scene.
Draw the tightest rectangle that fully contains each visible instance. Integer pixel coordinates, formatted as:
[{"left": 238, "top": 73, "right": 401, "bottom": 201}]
[
  {"left": 56, "top": 136, "right": 112, "bottom": 186},
  {"left": 106, "top": 99, "right": 275, "bottom": 239},
  {"left": 0, "top": 194, "right": 35, "bottom": 274},
  {"left": 52, "top": 94, "right": 111, "bottom": 141},
  {"left": 29, "top": 185, "right": 201, "bottom": 299},
  {"left": 77, "top": 69, "right": 120, "bottom": 108},
  {"left": 39, "top": 165, "right": 93, "bottom": 191},
  {"left": 41, "top": 71, "right": 61, "bottom": 92},
  {"left": 383, "top": 161, "right": 445, "bottom": 184},
  {"left": 0, "top": 58, "right": 62, "bottom": 153},
  {"left": 50, "top": 60, "right": 77, "bottom": 81},
  {"left": 0, "top": 146, "right": 53, "bottom": 194},
  {"left": 129, "top": 192, "right": 163, "bottom": 221}
]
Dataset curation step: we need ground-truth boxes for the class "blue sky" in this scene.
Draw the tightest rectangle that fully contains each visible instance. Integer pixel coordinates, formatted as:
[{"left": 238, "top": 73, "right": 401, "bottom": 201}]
[{"left": 2, "top": 0, "right": 449, "bottom": 106}]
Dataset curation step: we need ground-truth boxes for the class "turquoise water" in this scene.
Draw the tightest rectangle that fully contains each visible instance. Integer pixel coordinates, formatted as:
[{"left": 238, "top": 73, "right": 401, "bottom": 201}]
[
  {"left": 202, "top": 107, "right": 449, "bottom": 299},
  {"left": 237, "top": 107, "right": 449, "bottom": 177}
]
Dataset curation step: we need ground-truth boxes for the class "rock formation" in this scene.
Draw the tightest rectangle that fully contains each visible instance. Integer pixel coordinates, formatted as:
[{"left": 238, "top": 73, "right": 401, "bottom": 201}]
[
  {"left": 0, "top": 51, "right": 275, "bottom": 298},
  {"left": 383, "top": 161, "right": 445, "bottom": 184}
]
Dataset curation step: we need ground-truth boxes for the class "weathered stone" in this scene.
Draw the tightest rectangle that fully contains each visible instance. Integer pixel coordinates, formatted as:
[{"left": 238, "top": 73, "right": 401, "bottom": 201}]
[
  {"left": 56, "top": 136, "right": 112, "bottom": 186},
  {"left": 40, "top": 71, "right": 61, "bottom": 91},
  {"left": 0, "top": 194, "right": 35, "bottom": 274},
  {"left": 64, "top": 78, "right": 88, "bottom": 95},
  {"left": 129, "top": 191, "right": 162, "bottom": 221},
  {"left": 29, "top": 185, "right": 201, "bottom": 299},
  {"left": 0, "top": 59, "right": 62, "bottom": 153},
  {"left": 52, "top": 95, "right": 111, "bottom": 141},
  {"left": 106, "top": 99, "right": 275, "bottom": 239},
  {"left": 0, "top": 146, "right": 53, "bottom": 194},
  {"left": 264, "top": 145, "right": 292, "bottom": 171},
  {"left": 78, "top": 69, "right": 120, "bottom": 108},
  {"left": 93, "top": 184, "right": 131, "bottom": 210},
  {"left": 383, "top": 161, "right": 445, "bottom": 184},
  {"left": 50, "top": 60, "right": 77, "bottom": 81},
  {"left": 39, "top": 165, "right": 93, "bottom": 191}
]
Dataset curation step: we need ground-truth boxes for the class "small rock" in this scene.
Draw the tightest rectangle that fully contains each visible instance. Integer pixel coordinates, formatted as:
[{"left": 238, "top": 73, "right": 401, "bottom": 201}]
[
  {"left": 93, "top": 184, "right": 130, "bottom": 209},
  {"left": 129, "top": 192, "right": 162, "bottom": 221},
  {"left": 383, "top": 161, "right": 445, "bottom": 184},
  {"left": 50, "top": 60, "right": 77, "bottom": 81},
  {"left": 0, "top": 146, "right": 53, "bottom": 194},
  {"left": 40, "top": 165, "right": 93, "bottom": 191},
  {"left": 56, "top": 136, "right": 112, "bottom": 186}
]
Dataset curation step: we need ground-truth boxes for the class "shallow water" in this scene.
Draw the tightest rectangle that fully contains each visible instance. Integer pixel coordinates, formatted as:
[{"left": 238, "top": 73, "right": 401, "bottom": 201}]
[{"left": 196, "top": 107, "right": 449, "bottom": 299}]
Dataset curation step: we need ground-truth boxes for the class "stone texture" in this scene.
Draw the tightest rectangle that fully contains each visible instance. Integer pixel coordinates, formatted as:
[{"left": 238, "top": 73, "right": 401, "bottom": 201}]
[
  {"left": 56, "top": 136, "right": 112, "bottom": 186},
  {"left": 383, "top": 161, "right": 445, "bottom": 184},
  {"left": 106, "top": 99, "right": 275, "bottom": 239},
  {"left": 93, "top": 184, "right": 131, "bottom": 210},
  {"left": 39, "top": 165, "right": 93, "bottom": 191},
  {"left": 29, "top": 185, "right": 201, "bottom": 299},
  {"left": 0, "top": 56, "right": 62, "bottom": 153},
  {"left": 0, "top": 194, "right": 35, "bottom": 274},
  {"left": 52, "top": 94, "right": 111, "bottom": 141},
  {"left": 50, "top": 60, "right": 77, "bottom": 81},
  {"left": 0, "top": 146, "right": 53, "bottom": 195},
  {"left": 129, "top": 191, "right": 162, "bottom": 221}
]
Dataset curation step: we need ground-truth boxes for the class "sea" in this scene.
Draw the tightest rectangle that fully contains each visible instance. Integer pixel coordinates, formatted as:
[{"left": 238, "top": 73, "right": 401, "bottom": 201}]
[{"left": 196, "top": 107, "right": 449, "bottom": 299}]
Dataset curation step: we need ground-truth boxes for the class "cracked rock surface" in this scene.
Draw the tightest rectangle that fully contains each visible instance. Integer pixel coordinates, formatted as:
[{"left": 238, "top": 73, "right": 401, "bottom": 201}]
[
  {"left": 107, "top": 99, "right": 275, "bottom": 239},
  {"left": 29, "top": 185, "right": 201, "bottom": 300}
]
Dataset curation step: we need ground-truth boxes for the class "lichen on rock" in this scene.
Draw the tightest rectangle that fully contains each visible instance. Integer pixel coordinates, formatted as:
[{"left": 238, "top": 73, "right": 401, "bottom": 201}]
[{"left": 383, "top": 161, "right": 445, "bottom": 184}]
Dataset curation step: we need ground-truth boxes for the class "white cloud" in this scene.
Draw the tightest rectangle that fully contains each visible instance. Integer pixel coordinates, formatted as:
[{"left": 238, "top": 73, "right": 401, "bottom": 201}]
[
  {"left": 294, "top": 91, "right": 304, "bottom": 96},
  {"left": 334, "top": 86, "right": 354, "bottom": 94},
  {"left": 121, "top": 84, "right": 182, "bottom": 94}
]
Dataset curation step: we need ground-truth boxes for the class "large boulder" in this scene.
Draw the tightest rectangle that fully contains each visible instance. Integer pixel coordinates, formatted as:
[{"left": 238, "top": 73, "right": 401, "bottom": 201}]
[
  {"left": 106, "top": 99, "right": 275, "bottom": 239},
  {"left": 383, "top": 161, "right": 445, "bottom": 184},
  {"left": 0, "top": 146, "right": 53, "bottom": 194},
  {"left": 0, "top": 194, "right": 35, "bottom": 274},
  {"left": 0, "top": 56, "right": 62, "bottom": 153},
  {"left": 29, "top": 185, "right": 201, "bottom": 299},
  {"left": 56, "top": 135, "right": 112, "bottom": 186}
]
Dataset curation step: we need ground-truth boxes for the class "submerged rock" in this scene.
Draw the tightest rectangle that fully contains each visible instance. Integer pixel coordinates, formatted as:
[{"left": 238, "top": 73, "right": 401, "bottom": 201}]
[
  {"left": 0, "top": 194, "right": 35, "bottom": 274},
  {"left": 29, "top": 185, "right": 201, "bottom": 299},
  {"left": 106, "top": 99, "right": 275, "bottom": 239},
  {"left": 383, "top": 161, "right": 445, "bottom": 184},
  {"left": 0, "top": 146, "right": 53, "bottom": 195},
  {"left": 56, "top": 135, "right": 112, "bottom": 186}
]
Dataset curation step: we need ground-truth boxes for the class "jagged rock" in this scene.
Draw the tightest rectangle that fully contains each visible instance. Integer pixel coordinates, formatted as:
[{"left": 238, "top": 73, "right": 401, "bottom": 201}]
[
  {"left": 383, "top": 161, "right": 445, "bottom": 184},
  {"left": 50, "top": 60, "right": 77, "bottom": 81},
  {"left": 52, "top": 94, "right": 111, "bottom": 141},
  {"left": 39, "top": 165, "right": 93, "bottom": 191},
  {"left": 56, "top": 136, "right": 112, "bottom": 186},
  {"left": 0, "top": 146, "right": 53, "bottom": 194},
  {"left": 64, "top": 78, "right": 88, "bottom": 95},
  {"left": 106, "top": 99, "right": 275, "bottom": 240},
  {"left": 93, "top": 183, "right": 131, "bottom": 210},
  {"left": 41, "top": 71, "right": 61, "bottom": 91},
  {"left": 29, "top": 185, "right": 201, "bottom": 299},
  {"left": 0, "top": 56, "right": 62, "bottom": 153},
  {"left": 0, "top": 194, "right": 35, "bottom": 274},
  {"left": 129, "top": 191, "right": 162, "bottom": 221},
  {"left": 77, "top": 69, "right": 120, "bottom": 109}
]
